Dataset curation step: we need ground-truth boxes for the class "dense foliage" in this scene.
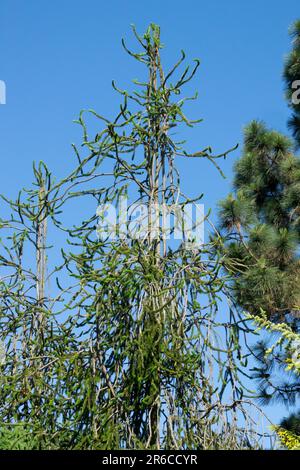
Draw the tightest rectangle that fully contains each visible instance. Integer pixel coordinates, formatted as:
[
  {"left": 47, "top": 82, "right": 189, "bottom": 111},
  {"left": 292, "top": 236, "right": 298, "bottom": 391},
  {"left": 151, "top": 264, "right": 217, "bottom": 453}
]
[{"left": 218, "top": 121, "right": 300, "bottom": 320}]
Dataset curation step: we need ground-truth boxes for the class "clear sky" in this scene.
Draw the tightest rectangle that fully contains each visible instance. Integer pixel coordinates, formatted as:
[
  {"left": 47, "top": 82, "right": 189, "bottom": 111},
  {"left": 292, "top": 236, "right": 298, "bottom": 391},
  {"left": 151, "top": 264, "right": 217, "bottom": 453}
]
[{"left": 1, "top": 0, "right": 299, "bottom": 427}]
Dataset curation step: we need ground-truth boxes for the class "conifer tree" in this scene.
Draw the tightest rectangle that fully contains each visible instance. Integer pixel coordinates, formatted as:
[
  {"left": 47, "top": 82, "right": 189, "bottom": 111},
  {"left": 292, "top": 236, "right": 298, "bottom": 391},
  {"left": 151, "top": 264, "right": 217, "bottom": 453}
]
[
  {"left": 218, "top": 20, "right": 300, "bottom": 322},
  {"left": 217, "top": 120, "right": 300, "bottom": 321},
  {"left": 218, "top": 20, "right": 300, "bottom": 415},
  {"left": 60, "top": 24, "right": 263, "bottom": 449},
  {"left": 0, "top": 24, "right": 268, "bottom": 450},
  {"left": 284, "top": 20, "right": 300, "bottom": 148}
]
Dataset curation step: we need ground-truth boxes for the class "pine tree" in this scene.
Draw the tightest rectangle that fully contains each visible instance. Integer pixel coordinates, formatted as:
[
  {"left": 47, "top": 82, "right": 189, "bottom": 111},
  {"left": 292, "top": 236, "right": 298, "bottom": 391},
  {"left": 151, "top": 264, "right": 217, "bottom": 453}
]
[
  {"left": 0, "top": 24, "right": 267, "bottom": 449},
  {"left": 217, "top": 20, "right": 300, "bottom": 418}
]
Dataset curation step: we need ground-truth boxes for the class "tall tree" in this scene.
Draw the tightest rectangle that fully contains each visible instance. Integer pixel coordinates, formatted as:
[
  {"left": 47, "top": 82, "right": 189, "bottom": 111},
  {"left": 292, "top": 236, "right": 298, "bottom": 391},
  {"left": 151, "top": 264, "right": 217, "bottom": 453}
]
[
  {"left": 0, "top": 24, "right": 267, "bottom": 450},
  {"left": 217, "top": 20, "right": 300, "bottom": 415},
  {"left": 218, "top": 120, "right": 300, "bottom": 321}
]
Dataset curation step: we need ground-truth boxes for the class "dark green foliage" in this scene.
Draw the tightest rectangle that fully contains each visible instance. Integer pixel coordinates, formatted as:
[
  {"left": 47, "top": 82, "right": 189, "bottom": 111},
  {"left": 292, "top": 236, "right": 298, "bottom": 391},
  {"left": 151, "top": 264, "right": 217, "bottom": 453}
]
[
  {"left": 218, "top": 121, "right": 300, "bottom": 319},
  {"left": 281, "top": 410, "right": 300, "bottom": 435}
]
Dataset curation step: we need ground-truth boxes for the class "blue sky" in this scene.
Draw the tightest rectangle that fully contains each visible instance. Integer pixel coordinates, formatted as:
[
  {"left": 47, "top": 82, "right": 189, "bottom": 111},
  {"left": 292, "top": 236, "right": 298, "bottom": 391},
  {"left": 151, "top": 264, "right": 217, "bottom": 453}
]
[{"left": 1, "top": 0, "right": 299, "bottom": 427}]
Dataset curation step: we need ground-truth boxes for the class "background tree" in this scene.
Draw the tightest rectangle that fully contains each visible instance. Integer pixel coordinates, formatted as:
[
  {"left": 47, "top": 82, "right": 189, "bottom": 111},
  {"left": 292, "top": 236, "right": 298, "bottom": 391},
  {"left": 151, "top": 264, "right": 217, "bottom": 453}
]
[
  {"left": 284, "top": 20, "right": 300, "bottom": 148},
  {"left": 60, "top": 24, "right": 265, "bottom": 450},
  {"left": 0, "top": 162, "right": 81, "bottom": 448}
]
